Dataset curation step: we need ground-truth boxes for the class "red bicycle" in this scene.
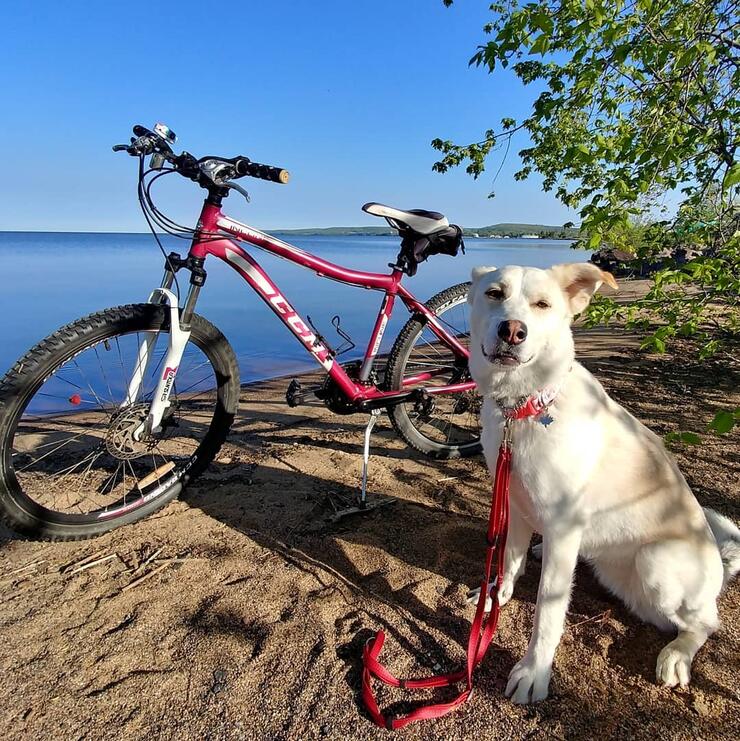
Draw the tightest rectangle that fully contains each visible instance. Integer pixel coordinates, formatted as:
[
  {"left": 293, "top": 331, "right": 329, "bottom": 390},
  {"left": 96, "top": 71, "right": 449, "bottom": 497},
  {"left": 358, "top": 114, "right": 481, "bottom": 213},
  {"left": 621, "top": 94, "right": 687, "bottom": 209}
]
[{"left": 0, "top": 124, "right": 480, "bottom": 540}]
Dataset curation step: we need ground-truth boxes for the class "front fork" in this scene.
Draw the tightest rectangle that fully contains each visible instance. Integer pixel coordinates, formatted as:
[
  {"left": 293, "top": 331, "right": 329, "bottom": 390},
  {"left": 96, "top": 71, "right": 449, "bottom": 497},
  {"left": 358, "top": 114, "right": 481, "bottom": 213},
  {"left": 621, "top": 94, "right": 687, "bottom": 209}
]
[{"left": 126, "top": 263, "right": 202, "bottom": 440}]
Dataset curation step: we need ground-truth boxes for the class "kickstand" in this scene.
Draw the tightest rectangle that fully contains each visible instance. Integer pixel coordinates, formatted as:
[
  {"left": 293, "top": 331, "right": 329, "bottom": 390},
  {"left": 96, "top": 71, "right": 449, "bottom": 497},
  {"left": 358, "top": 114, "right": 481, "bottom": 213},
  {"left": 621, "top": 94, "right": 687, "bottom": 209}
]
[
  {"left": 329, "top": 409, "right": 395, "bottom": 522},
  {"left": 360, "top": 408, "right": 381, "bottom": 507}
]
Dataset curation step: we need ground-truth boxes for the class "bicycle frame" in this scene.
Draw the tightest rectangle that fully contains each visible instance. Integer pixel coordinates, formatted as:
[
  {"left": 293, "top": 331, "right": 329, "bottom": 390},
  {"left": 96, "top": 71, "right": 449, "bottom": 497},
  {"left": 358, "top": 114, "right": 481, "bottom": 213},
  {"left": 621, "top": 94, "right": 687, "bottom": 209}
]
[{"left": 133, "top": 198, "right": 476, "bottom": 430}]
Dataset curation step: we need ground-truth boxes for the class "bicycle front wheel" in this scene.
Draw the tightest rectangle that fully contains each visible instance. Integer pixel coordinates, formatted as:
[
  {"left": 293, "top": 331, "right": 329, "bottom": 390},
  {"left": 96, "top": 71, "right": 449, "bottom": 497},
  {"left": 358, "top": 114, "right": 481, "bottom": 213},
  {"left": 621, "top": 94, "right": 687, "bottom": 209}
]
[
  {"left": 385, "top": 282, "right": 481, "bottom": 459},
  {"left": 0, "top": 304, "right": 240, "bottom": 540}
]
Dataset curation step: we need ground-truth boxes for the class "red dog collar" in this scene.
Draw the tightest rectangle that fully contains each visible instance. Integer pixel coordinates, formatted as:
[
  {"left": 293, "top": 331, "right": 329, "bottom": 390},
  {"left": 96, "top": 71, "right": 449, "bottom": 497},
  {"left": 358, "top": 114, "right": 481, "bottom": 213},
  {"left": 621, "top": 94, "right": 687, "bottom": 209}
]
[{"left": 497, "top": 385, "right": 560, "bottom": 421}]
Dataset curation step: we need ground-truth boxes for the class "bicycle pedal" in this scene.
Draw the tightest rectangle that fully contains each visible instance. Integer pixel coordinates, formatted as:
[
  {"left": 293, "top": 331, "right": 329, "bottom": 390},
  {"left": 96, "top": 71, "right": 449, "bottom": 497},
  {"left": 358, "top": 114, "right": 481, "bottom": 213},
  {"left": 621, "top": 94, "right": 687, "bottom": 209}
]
[
  {"left": 286, "top": 379, "right": 303, "bottom": 407},
  {"left": 285, "top": 379, "right": 322, "bottom": 407}
]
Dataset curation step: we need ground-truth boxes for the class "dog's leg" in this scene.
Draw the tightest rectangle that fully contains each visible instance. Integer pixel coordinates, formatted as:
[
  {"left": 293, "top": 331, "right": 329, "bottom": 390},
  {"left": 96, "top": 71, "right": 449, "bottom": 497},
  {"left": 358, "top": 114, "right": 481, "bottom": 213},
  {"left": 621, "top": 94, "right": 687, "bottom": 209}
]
[
  {"left": 634, "top": 541, "right": 721, "bottom": 687},
  {"left": 654, "top": 595, "right": 718, "bottom": 688},
  {"left": 466, "top": 507, "right": 532, "bottom": 611},
  {"left": 656, "top": 622, "right": 715, "bottom": 687},
  {"left": 499, "top": 507, "right": 533, "bottom": 606},
  {"left": 506, "top": 528, "right": 582, "bottom": 704}
]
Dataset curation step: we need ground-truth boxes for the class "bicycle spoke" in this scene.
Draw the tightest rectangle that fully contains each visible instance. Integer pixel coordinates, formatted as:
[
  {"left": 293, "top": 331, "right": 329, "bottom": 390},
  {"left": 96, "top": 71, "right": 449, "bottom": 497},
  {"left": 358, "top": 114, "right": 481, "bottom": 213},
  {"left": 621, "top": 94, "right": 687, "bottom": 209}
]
[
  {"left": 16, "top": 433, "right": 96, "bottom": 472},
  {"left": 115, "top": 336, "right": 127, "bottom": 390},
  {"left": 174, "top": 373, "right": 215, "bottom": 396},
  {"left": 51, "top": 375, "right": 86, "bottom": 392},
  {"left": 94, "top": 345, "right": 115, "bottom": 403},
  {"left": 72, "top": 450, "right": 104, "bottom": 504},
  {"left": 72, "top": 358, "right": 114, "bottom": 412}
]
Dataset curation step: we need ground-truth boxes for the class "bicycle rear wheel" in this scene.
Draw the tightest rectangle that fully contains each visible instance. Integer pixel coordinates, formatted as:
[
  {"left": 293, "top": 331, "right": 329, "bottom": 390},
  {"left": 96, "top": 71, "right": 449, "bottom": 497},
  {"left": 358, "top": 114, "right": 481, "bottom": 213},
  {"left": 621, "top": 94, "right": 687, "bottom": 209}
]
[
  {"left": 385, "top": 282, "right": 481, "bottom": 459},
  {"left": 0, "top": 304, "right": 239, "bottom": 540}
]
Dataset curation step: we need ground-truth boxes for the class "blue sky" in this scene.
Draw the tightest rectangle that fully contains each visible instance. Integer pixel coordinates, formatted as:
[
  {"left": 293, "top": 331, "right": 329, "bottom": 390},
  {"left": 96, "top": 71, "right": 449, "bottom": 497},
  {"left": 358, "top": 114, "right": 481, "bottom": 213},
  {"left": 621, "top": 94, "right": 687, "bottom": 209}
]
[{"left": 0, "top": 1, "right": 578, "bottom": 231}]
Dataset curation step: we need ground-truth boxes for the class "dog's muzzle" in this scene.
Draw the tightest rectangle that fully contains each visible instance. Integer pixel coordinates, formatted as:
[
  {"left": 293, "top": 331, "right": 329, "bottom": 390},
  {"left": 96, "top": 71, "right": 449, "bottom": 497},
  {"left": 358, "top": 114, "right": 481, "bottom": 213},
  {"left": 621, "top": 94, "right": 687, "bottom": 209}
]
[{"left": 481, "top": 343, "right": 531, "bottom": 367}]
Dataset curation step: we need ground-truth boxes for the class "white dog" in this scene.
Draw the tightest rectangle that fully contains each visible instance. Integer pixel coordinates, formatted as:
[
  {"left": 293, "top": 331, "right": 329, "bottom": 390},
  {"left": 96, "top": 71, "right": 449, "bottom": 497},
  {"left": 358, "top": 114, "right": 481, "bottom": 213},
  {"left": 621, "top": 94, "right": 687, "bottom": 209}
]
[{"left": 466, "top": 262, "right": 740, "bottom": 704}]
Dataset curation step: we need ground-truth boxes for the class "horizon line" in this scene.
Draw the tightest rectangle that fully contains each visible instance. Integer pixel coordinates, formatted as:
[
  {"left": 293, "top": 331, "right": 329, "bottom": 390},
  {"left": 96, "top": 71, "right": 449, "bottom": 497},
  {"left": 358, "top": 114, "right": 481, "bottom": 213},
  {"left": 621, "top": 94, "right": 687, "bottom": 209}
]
[{"left": 0, "top": 222, "right": 580, "bottom": 236}]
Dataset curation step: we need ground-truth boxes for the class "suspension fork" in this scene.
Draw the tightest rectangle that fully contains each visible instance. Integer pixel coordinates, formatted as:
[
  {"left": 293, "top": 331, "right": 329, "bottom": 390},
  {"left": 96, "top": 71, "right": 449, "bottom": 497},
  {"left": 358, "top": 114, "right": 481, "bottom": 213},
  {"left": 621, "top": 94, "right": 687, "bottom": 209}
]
[{"left": 126, "top": 265, "right": 202, "bottom": 439}]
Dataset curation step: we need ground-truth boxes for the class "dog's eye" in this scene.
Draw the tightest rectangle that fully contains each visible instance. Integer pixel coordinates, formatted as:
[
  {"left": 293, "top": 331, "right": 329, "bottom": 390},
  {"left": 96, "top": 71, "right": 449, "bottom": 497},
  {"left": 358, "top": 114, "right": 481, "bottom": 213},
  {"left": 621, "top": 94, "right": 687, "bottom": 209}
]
[
  {"left": 485, "top": 287, "right": 504, "bottom": 300},
  {"left": 533, "top": 300, "right": 550, "bottom": 309}
]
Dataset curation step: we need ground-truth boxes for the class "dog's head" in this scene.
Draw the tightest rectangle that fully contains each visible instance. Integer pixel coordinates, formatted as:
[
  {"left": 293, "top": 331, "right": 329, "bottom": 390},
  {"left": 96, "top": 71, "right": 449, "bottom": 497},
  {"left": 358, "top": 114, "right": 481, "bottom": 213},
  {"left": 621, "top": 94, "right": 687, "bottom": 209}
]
[{"left": 467, "top": 263, "right": 617, "bottom": 398}]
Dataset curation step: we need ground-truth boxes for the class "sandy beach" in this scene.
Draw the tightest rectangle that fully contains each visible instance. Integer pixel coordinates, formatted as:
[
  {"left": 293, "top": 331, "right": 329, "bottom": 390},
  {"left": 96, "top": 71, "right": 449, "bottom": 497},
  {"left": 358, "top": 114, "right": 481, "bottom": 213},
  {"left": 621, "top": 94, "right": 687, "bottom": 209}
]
[{"left": 1, "top": 312, "right": 738, "bottom": 741}]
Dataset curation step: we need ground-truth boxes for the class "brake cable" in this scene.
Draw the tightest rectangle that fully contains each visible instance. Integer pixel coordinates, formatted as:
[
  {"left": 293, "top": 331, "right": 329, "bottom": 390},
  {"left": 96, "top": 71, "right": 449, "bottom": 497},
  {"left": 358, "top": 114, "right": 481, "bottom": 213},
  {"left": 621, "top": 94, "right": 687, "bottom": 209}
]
[{"left": 136, "top": 157, "right": 181, "bottom": 299}]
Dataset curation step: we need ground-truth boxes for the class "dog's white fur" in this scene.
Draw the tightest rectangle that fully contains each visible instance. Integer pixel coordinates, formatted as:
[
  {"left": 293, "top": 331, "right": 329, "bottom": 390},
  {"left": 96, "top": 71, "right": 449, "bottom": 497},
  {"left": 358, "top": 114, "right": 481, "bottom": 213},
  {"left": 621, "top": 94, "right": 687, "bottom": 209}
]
[{"left": 467, "top": 263, "right": 740, "bottom": 704}]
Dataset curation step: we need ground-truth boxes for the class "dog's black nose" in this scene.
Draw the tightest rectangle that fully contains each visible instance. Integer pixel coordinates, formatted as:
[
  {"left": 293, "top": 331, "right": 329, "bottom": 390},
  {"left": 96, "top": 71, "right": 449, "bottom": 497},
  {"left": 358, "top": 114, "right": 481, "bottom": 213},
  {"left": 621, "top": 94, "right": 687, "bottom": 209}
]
[{"left": 497, "top": 320, "right": 528, "bottom": 345}]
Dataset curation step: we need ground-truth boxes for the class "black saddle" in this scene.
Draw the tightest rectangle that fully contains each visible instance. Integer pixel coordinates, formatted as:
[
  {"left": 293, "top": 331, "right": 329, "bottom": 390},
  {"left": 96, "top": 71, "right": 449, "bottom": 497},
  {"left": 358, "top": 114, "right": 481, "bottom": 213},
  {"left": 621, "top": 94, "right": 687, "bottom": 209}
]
[{"left": 362, "top": 202, "right": 464, "bottom": 276}]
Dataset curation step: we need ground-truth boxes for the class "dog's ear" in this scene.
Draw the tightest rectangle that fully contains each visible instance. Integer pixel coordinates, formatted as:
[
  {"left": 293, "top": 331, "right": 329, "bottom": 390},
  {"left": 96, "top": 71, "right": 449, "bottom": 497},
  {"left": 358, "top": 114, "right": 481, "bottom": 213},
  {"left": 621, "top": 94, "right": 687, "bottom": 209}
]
[
  {"left": 550, "top": 263, "right": 618, "bottom": 314},
  {"left": 468, "top": 266, "right": 497, "bottom": 304},
  {"left": 471, "top": 266, "right": 497, "bottom": 283}
]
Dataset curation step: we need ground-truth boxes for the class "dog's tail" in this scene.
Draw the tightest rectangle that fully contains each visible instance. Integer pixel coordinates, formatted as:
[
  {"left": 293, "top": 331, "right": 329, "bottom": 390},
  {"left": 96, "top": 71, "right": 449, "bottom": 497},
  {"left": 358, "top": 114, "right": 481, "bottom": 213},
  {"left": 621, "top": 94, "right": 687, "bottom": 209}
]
[{"left": 704, "top": 508, "right": 740, "bottom": 588}]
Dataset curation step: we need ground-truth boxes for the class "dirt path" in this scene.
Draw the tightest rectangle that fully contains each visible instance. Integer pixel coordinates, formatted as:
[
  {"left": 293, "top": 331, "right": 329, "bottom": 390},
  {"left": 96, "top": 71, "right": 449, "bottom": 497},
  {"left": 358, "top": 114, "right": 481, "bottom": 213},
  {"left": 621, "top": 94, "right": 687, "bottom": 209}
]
[{"left": 1, "top": 321, "right": 738, "bottom": 741}]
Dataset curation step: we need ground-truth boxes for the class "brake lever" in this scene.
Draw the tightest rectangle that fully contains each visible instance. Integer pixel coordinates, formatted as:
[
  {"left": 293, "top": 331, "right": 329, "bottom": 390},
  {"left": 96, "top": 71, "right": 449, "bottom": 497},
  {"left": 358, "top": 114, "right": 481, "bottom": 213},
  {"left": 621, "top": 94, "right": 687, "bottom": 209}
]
[{"left": 225, "top": 182, "right": 250, "bottom": 202}]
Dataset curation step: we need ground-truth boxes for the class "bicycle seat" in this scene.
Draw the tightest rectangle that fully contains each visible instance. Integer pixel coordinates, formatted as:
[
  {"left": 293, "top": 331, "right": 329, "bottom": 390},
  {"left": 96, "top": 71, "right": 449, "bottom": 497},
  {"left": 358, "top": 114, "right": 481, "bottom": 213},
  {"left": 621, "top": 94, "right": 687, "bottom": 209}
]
[{"left": 362, "top": 202, "right": 449, "bottom": 236}]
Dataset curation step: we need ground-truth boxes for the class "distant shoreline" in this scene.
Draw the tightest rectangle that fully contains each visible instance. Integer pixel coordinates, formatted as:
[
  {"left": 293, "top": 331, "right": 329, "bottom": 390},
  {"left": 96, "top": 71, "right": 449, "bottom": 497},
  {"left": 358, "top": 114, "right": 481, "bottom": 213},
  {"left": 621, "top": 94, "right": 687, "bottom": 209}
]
[
  {"left": 273, "top": 222, "right": 580, "bottom": 239},
  {"left": 0, "top": 224, "right": 579, "bottom": 240}
]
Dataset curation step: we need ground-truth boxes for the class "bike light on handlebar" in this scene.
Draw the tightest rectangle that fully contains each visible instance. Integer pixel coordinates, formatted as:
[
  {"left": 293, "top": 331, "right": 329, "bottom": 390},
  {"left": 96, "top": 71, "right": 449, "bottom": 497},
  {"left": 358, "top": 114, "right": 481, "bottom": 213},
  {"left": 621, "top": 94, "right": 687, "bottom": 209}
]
[{"left": 153, "top": 122, "right": 176, "bottom": 144}]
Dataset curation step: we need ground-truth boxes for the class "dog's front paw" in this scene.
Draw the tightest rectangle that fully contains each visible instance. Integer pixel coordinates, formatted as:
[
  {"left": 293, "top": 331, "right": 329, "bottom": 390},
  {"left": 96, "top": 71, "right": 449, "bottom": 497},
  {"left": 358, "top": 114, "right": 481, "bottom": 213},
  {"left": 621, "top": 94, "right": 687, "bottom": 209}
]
[
  {"left": 505, "top": 658, "right": 552, "bottom": 704},
  {"left": 497, "top": 578, "right": 515, "bottom": 606},
  {"left": 466, "top": 579, "right": 515, "bottom": 611},
  {"left": 466, "top": 584, "right": 493, "bottom": 612},
  {"left": 656, "top": 643, "right": 692, "bottom": 688}
]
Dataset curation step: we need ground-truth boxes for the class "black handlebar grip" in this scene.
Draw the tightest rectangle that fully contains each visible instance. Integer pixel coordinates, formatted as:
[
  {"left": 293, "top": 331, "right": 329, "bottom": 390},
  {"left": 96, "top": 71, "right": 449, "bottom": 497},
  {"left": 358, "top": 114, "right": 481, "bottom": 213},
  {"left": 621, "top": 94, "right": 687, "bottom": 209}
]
[{"left": 235, "top": 158, "right": 290, "bottom": 184}]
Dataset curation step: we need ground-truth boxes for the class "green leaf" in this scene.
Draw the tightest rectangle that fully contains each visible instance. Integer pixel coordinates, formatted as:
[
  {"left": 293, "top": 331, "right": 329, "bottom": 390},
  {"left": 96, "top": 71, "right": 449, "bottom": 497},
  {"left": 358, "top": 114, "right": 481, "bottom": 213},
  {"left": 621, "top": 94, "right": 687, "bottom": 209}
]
[
  {"left": 665, "top": 431, "right": 701, "bottom": 445},
  {"left": 723, "top": 164, "right": 740, "bottom": 189},
  {"left": 709, "top": 410, "right": 736, "bottom": 435},
  {"left": 531, "top": 34, "right": 551, "bottom": 55},
  {"left": 679, "top": 432, "right": 701, "bottom": 445}
]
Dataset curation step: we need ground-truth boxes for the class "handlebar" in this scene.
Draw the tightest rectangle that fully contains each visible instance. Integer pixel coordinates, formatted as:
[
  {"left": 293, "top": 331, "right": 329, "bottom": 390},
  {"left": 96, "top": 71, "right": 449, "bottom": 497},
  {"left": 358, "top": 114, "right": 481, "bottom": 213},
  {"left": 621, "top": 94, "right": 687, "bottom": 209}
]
[
  {"left": 113, "top": 123, "right": 290, "bottom": 187},
  {"left": 234, "top": 158, "right": 290, "bottom": 184}
]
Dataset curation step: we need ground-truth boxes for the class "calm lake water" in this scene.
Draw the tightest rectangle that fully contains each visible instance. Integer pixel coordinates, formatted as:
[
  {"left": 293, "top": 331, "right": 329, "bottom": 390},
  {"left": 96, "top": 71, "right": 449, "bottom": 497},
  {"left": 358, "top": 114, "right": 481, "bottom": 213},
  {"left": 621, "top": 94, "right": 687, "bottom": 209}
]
[{"left": 0, "top": 232, "right": 587, "bottom": 382}]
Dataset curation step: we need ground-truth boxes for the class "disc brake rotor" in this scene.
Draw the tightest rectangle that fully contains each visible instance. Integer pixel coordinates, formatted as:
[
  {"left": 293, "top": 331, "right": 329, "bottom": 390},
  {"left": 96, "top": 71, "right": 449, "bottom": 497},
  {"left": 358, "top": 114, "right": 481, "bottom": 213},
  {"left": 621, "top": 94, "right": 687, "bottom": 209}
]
[{"left": 104, "top": 403, "right": 158, "bottom": 460}]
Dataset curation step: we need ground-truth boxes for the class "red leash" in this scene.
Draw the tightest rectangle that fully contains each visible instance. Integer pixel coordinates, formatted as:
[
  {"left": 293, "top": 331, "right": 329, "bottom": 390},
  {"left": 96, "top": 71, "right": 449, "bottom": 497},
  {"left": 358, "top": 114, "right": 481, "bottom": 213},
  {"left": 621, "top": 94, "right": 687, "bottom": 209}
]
[{"left": 361, "top": 429, "right": 513, "bottom": 730}]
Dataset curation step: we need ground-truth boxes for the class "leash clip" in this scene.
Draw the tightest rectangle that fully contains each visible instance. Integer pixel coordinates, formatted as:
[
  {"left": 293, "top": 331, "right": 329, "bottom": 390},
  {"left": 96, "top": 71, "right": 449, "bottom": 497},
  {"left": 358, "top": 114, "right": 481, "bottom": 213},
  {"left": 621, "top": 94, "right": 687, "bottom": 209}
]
[{"left": 502, "top": 418, "right": 513, "bottom": 449}]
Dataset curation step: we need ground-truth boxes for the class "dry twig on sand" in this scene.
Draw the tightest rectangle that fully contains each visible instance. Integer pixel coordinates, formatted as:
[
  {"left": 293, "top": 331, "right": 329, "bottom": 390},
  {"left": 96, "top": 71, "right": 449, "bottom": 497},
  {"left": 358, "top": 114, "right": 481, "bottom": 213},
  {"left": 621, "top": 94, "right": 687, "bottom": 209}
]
[
  {"left": 60, "top": 549, "right": 108, "bottom": 573},
  {"left": 67, "top": 553, "right": 120, "bottom": 575},
  {"left": 62, "top": 550, "right": 125, "bottom": 575},
  {"left": 2, "top": 559, "right": 47, "bottom": 578},
  {"left": 131, "top": 546, "right": 164, "bottom": 576},
  {"left": 121, "top": 562, "right": 172, "bottom": 592},
  {"left": 153, "top": 557, "right": 194, "bottom": 565},
  {"left": 568, "top": 609, "right": 612, "bottom": 630}
]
